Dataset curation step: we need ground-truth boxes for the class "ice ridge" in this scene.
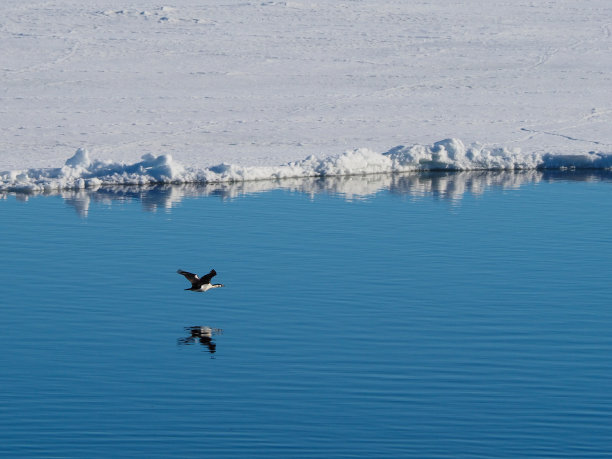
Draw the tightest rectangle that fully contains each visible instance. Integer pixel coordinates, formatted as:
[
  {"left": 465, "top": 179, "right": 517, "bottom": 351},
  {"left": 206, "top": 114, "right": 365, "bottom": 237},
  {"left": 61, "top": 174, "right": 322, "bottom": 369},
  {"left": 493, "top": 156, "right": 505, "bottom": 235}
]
[{"left": 1, "top": 139, "right": 611, "bottom": 192}]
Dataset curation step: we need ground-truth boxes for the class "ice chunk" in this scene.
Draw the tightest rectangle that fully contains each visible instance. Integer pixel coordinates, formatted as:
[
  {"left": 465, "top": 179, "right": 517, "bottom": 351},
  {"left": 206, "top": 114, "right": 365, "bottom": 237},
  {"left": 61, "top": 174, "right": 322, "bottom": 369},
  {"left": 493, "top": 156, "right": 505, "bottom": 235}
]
[{"left": 65, "top": 148, "right": 91, "bottom": 169}]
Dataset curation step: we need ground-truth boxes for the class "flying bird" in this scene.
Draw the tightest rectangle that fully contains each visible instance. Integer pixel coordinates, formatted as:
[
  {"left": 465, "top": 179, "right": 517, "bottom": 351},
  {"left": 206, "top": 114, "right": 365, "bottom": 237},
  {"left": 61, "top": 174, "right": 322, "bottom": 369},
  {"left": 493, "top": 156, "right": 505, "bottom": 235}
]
[{"left": 177, "top": 269, "right": 224, "bottom": 292}]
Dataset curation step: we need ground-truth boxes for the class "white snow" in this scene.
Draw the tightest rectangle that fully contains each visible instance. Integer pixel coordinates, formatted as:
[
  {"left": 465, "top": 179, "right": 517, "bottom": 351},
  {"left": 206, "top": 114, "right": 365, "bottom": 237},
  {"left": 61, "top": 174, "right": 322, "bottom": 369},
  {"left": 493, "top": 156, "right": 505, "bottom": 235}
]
[
  {"left": 1, "top": 0, "right": 612, "bottom": 184},
  {"left": 2, "top": 140, "right": 610, "bottom": 192}
]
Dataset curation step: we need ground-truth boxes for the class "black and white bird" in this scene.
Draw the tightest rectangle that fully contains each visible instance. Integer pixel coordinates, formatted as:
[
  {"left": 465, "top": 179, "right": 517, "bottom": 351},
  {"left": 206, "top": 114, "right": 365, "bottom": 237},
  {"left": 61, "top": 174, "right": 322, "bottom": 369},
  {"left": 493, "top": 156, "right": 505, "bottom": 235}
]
[{"left": 177, "top": 269, "right": 225, "bottom": 292}]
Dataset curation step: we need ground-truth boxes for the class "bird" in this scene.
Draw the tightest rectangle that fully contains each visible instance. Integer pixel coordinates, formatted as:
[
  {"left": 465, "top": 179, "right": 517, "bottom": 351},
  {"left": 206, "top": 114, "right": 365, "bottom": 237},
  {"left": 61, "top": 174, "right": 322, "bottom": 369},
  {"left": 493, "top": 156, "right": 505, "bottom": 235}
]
[{"left": 177, "top": 269, "right": 225, "bottom": 292}]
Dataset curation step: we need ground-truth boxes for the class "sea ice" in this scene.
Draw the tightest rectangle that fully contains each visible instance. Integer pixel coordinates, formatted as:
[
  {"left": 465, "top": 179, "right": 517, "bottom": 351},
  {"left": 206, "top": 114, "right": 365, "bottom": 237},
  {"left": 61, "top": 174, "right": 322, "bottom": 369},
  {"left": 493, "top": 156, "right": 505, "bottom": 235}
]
[{"left": 1, "top": 1, "right": 611, "bottom": 175}]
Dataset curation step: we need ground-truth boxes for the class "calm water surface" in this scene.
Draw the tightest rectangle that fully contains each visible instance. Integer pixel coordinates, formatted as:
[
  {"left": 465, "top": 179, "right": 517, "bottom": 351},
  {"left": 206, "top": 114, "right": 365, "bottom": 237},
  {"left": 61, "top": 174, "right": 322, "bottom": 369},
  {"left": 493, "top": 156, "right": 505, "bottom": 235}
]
[{"left": 1, "top": 171, "right": 612, "bottom": 458}]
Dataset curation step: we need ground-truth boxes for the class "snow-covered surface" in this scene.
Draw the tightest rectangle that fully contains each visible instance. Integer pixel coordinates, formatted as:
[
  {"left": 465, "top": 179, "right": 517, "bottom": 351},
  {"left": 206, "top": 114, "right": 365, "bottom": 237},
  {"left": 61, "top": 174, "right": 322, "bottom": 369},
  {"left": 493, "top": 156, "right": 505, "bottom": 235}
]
[{"left": 2, "top": 1, "right": 612, "bottom": 185}]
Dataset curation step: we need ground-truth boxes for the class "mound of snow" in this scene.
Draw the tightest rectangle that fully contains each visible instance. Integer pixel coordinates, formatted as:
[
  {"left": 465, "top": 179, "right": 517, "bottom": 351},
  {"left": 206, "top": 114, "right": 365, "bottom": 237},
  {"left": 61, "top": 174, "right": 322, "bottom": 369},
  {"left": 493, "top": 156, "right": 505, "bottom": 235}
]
[{"left": 1, "top": 139, "right": 611, "bottom": 192}]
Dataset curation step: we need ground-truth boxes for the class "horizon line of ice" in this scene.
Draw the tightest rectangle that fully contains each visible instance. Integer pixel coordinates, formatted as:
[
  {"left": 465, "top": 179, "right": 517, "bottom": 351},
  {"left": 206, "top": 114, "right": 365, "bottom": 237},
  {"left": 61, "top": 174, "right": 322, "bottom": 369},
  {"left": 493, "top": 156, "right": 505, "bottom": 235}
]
[{"left": 2, "top": 138, "right": 612, "bottom": 192}]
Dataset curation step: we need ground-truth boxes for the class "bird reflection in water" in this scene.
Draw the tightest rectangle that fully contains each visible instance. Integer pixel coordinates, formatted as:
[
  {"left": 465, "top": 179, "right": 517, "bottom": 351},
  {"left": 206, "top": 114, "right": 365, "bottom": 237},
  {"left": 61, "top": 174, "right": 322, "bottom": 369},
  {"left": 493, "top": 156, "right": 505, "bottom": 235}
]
[{"left": 178, "top": 326, "right": 223, "bottom": 355}]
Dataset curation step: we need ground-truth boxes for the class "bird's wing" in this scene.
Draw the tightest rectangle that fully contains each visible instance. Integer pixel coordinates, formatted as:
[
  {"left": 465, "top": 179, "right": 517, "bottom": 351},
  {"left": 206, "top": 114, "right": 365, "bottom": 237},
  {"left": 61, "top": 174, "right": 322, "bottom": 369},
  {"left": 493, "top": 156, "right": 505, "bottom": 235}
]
[
  {"left": 199, "top": 269, "right": 217, "bottom": 285},
  {"left": 177, "top": 269, "right": 200, "bottom": 286}
]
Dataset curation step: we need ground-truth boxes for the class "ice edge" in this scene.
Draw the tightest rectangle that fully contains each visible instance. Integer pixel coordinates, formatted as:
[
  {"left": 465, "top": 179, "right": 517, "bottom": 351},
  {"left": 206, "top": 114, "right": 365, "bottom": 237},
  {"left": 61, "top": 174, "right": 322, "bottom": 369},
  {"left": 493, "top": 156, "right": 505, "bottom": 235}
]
[{"left": 2, "top": 139, "right": 611, "bottom": 193}]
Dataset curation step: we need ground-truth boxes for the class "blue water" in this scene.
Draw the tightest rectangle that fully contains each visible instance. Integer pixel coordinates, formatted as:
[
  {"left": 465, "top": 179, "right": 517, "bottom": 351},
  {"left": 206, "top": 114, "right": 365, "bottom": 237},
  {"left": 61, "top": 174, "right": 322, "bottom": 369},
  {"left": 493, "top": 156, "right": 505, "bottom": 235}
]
[{"left": 1, "top": 171, "right": 612, "bottom": 458}]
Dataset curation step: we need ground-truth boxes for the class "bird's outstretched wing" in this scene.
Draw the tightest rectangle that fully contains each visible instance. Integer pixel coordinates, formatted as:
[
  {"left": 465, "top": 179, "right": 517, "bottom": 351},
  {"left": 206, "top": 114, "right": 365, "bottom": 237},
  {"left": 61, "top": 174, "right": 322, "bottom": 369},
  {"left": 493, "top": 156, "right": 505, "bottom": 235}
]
[
  {"left": 199, "top": 269, "right": 217, "bottom": 285},
  {"left": 177, "top": 269, "right": 200, "bottom": 286}
]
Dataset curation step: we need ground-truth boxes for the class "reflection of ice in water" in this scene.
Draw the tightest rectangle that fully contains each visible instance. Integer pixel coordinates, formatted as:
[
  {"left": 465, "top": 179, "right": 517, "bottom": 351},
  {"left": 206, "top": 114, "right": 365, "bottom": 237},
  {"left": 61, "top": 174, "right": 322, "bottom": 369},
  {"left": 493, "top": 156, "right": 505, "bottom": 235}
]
[
  {"left": 178, "top": 326, "right": 223, "bottom": 355},
  {"left": 3, "top": 169, "right": 612, "bottom": 217}
]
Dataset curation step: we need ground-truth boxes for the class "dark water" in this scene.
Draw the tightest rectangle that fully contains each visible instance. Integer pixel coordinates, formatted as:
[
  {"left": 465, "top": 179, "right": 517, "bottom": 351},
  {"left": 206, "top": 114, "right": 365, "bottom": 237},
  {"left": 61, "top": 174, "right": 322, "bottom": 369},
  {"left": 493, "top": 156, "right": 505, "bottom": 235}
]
[{"left": 2, "top": 171, "right": 612, "bottom": 458}]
